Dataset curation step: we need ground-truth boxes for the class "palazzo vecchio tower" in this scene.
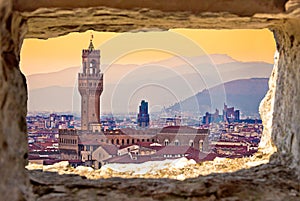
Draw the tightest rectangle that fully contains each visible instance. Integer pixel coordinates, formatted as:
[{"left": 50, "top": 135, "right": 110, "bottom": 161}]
[{"left": 78, "top": 35, "right": 103, "bottom": 131}]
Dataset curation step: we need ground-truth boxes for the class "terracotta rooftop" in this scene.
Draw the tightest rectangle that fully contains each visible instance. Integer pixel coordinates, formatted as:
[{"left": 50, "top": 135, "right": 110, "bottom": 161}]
[
  {"left": 100, "top": 144, "right": 118, "bottom": 155},
  {"left": 155, "top": 146, "right": 200, "bottom": 156},
  {"left": 159, "top": 126, "right": 209, "bottom": 134},
  {"left": 120, "top": 128, "right": 160, "bottom": 136}
]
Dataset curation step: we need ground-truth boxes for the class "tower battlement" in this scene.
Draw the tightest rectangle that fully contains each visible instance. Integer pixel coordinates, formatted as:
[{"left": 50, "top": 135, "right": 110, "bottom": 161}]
[
  {"left": 78, "top": 72, "right": 103, "bottom": 78},
  {"left": 82, "top": 49, "right": 100, "bottom": 56}
]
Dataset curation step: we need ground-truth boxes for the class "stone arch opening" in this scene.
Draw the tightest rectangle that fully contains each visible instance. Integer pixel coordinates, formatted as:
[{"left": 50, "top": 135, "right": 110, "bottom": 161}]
[{"left": 23, "top": 29, "right": 276, "bottom": 170}]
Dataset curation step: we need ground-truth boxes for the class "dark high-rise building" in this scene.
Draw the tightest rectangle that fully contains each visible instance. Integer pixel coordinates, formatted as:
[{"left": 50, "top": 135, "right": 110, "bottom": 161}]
[
  {"left": 78, "top": 35, "right": 103, "bottom": 131},
  {"left": 137, "top": 100, "right": 150, "bottom": 128}
]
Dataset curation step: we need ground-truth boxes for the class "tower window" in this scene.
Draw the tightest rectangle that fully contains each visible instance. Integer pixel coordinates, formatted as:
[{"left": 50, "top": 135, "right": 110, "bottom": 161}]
[{"left": 189, "top": 140, "right": 194, "bottom": 147}]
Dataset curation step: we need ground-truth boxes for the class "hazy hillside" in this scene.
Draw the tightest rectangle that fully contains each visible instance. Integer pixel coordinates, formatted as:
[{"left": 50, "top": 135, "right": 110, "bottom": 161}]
[
  {"left": 28, "top": 86, "right": 79, "bottom": 112},
  {"left": 26, "top": 54, "right": 272, "bottom": 114},
  {"left": 167, "top": 78, "right": 269, "bottom": 116},
  {"left": 26, "top": 54, "right": 272, "bottom": 90}
]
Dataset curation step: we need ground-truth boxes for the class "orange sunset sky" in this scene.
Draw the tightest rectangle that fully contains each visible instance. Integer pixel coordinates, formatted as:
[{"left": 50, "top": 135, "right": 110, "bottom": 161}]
[{"left": 20, "top": 29, "right": 276, "bottom": 76}]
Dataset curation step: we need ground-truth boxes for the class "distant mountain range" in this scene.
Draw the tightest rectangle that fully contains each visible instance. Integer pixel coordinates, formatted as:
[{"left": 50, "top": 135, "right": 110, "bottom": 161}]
[
  {"left": 26, "top": 54, "right": 272, "bottom": 114},
  {"left": 167, "top": 78, "right": 269, "bottom": 117}
]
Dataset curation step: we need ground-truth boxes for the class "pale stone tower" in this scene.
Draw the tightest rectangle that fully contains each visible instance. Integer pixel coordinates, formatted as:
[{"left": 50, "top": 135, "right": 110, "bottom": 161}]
[{"left": 78, "top": 35, "right": 103, "bottom": 131}]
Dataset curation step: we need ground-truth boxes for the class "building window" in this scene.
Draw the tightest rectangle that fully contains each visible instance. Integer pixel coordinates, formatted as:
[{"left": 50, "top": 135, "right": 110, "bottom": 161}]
[
  {"left": 174, "top": 140, "right": 180, "bottom": 146},
  {"left": 111, "top": 139, "right": 114, "bottom": 144},
  {"left": 189, "top": 140, "right": 194, "bottom": 147},
  {"left": 122, "top": 139, "right": 124, "bottom": 145},
  {"left": 164, "top": 139, "right": 169, "bottom": 146},
  {"left": 199, "top": 140, "right": 204, "bottom": 151},
  {"left": 132, "top": 139, "right": 135, "bottom": 144},
  {"left": 116, "top": 139, "right": 119, "bottom": 145},
  {"left": 127, "top": 139, "right": 130, "bottom": 145}
]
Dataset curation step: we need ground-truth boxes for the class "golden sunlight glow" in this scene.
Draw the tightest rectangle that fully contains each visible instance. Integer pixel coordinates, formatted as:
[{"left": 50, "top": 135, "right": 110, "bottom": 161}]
[{"left": 20, "top": 29, "right": 276, "bottom": 76}]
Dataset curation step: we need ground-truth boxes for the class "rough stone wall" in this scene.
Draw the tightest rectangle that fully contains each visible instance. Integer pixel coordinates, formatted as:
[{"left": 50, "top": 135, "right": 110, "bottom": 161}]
[
  {"left": 0, "top": 0, "right": 30, "bottom": 200},
  {"left": 14, "top": 0, "right": 287, "bottom": 15},
  {"left": 271, "top": 19, "right": 300, "bottom": 173},
  {"left": 258, "top": 52, "right": 278, "bottom": 156}
]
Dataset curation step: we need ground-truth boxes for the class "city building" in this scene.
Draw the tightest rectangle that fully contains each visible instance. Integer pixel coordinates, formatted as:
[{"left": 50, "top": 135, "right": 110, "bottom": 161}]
[
  {"left": 58, "top": 129, "right": 79, "bottom": 160},
  {"left": 78, "top": 35, "right": 103, "bottom": 131},
  {"left": 54, "top": 38, "right": 259, "bottom": 169},
  {"left": 223, "top": 103, "right": 240, "bottom": 123},
  {"left": 202, "top": 109, "right": 223, "bottom": 124},
  {"left": 137, "top": 100, "right": 150, "bottom": 128},
  {"left": 202, "top": 104, "right": 240, "bottom": 124},
  {"left": 156, "top": 126, "right": 209, "bottom": 152},
  {"left": 160, "top": 115, "right": 182, "bottom": 126}
]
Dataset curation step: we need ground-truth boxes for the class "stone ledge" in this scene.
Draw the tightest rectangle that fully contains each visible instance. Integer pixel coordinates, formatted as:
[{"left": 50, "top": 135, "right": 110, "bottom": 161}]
[{"left": 29, "top": 163, "right": 300, "bottom": 201}]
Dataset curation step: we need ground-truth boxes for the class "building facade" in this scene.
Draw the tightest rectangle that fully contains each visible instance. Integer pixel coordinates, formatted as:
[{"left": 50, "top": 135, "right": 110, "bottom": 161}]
[{"left": 58, "top": 129, "right": 79, "bottom": 160}]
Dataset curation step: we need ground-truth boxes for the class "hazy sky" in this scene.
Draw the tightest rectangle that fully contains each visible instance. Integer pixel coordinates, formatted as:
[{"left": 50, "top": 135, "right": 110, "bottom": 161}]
[{"left": 20, "top": 29, "right": 276, "bottom": 76}]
